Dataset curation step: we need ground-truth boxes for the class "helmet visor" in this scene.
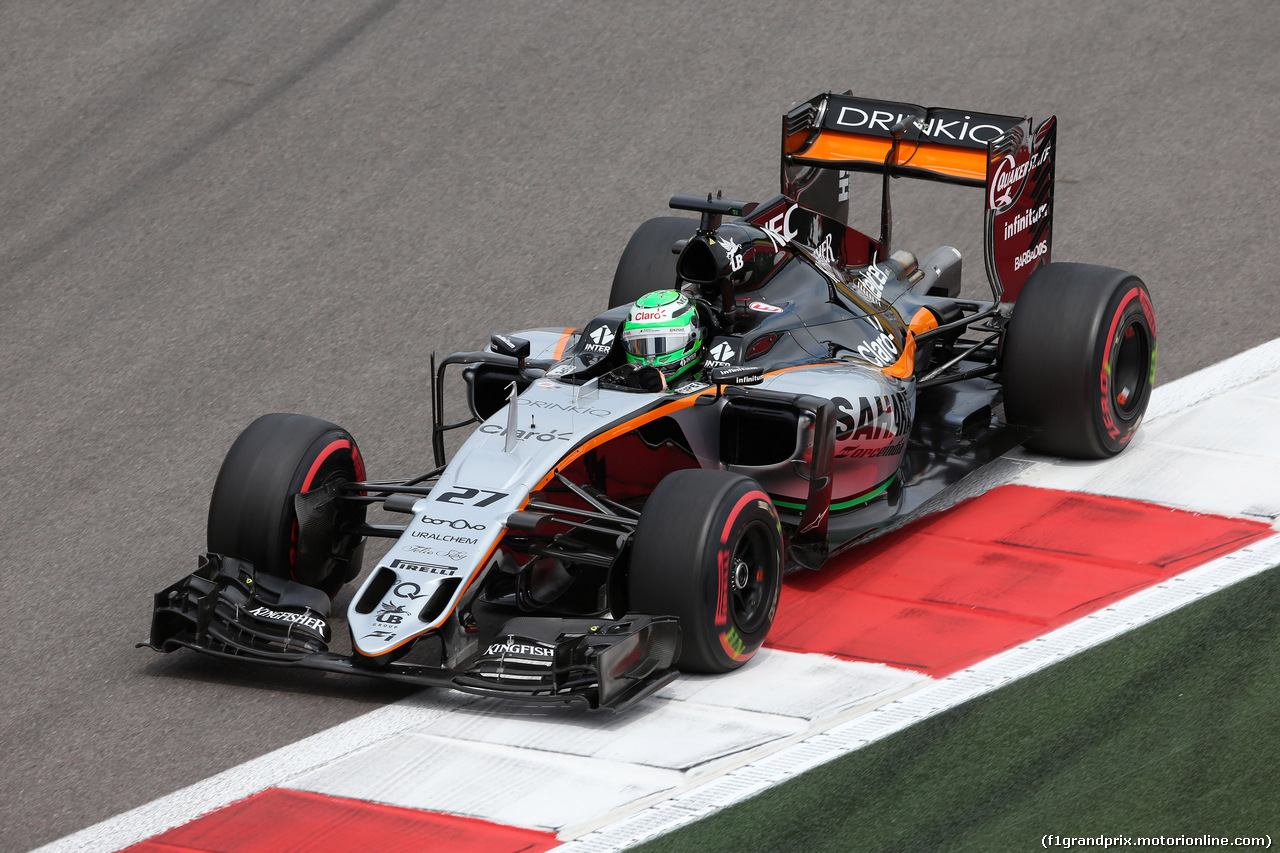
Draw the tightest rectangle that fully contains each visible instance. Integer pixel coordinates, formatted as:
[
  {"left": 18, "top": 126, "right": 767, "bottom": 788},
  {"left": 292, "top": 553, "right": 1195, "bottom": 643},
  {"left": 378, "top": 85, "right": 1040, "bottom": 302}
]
[{"left": 622, "top": 327, "right": 694, "bottom": 360}]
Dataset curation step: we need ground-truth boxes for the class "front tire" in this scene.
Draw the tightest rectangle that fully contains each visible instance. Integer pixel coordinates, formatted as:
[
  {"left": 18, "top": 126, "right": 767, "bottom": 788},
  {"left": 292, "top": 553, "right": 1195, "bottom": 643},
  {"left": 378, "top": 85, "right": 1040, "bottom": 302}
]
[
  {"left": 629, "top": 469, "right": 783, "bottom": 673},
  {"left": 609, "top": 216, "right": 698, "bottom": 308},
  {"left": 207, "top": 413, "right": 367, "bottom": 595},
  {"left": 1003, "top": 262, "right": 1156, "bottom": 458}
]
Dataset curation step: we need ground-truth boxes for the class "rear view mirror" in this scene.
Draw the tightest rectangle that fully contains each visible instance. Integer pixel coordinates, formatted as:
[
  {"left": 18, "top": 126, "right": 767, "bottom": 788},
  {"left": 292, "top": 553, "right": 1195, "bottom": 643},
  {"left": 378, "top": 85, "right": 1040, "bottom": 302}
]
[
  {"left": 711, "top": 366, "right": 764, "bottom": 387},
  {"left": 490, "top": 334, "right": 531, "bottom": 368}
]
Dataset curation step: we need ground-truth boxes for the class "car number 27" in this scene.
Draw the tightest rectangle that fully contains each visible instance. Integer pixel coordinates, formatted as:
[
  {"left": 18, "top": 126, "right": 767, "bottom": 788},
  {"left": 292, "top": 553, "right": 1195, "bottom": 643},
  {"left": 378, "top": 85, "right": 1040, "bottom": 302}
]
[{"left": 435, "top": 487, "right": 508, "bottom": 507}]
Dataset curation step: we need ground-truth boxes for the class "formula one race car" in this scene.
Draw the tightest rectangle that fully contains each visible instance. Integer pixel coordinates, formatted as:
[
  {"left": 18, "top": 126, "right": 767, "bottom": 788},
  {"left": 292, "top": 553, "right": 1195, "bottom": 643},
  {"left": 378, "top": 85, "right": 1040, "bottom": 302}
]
[{"left": 144, "top": 93, "right": 1156, "bottom": 711}]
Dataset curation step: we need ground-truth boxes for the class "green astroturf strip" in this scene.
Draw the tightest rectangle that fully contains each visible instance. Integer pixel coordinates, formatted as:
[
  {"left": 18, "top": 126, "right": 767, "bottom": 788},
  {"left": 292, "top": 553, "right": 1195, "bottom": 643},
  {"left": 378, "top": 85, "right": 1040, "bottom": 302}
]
[{"left": 633, "top": 564, "right": 1280, "bottom": 853}]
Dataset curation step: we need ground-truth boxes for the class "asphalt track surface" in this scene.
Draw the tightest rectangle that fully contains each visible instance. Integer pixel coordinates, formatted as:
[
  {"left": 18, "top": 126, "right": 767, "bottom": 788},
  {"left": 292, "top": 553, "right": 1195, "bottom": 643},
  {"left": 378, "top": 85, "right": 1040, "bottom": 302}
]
[{"left": 2, "top": 3, "right": 1277, "bottom": 850}]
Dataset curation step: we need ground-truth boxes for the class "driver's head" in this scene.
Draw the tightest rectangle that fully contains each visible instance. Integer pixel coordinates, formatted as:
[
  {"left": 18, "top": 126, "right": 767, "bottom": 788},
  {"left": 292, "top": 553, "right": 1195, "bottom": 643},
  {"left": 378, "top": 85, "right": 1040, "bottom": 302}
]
[{"left": 621, "top": 290, "right": 704, "bottom": 384}]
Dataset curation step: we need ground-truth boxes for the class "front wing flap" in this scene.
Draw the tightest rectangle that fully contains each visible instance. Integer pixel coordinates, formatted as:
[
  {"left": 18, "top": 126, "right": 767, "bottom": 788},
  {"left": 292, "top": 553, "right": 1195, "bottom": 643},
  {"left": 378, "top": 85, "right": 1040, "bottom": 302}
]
[{"left": 142, "top": 554, "right": 680, "bottom": 713}]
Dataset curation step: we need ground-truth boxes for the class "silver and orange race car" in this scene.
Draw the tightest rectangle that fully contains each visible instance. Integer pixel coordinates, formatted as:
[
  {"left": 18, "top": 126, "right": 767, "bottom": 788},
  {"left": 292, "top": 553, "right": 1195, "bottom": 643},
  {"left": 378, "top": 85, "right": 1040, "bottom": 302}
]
[{"left": 144, "top": 93, "right": 1156, "bottom": 711}]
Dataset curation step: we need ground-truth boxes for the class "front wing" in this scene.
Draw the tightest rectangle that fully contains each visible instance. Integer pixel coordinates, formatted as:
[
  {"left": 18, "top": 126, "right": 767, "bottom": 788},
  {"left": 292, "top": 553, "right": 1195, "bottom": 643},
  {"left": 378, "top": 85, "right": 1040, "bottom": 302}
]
[{"left": 142, "top": 554, "right": 680, "bottom": 713}]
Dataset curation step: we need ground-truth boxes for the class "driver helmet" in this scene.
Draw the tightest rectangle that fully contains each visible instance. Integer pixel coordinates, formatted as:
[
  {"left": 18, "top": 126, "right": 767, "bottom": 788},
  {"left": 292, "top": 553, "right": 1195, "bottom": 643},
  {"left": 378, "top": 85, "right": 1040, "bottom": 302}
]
[{"left": 621, "top": 290, "right": 705, "bottom": 384}]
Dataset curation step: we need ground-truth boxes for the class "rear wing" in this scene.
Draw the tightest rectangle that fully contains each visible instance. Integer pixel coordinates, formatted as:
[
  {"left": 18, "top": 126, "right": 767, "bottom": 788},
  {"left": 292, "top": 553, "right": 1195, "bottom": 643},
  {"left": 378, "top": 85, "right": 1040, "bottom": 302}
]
[{"left": 781, "top": 93, "right": 1057, "bottom": 302}]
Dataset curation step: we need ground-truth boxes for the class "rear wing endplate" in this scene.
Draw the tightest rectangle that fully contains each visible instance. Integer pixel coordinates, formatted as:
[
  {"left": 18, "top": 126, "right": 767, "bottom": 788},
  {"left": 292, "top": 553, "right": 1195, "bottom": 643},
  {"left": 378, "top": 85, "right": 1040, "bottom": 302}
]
[{"left": 782, "top": 93, "right": 1057, "bottom": 302}]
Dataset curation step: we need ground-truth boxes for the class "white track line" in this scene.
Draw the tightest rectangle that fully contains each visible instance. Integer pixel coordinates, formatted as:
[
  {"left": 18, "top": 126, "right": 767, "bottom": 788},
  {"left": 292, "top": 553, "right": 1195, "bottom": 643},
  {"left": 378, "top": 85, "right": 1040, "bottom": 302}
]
[
  {"left": 33, "top": 653, "right": 923, "bottom": 852},
  {"left": 1146, "top": 337, "right": 1280, "bottom": 422},
  {"left": 553, "top": 532, "right": 1280, "bottom": 852}
]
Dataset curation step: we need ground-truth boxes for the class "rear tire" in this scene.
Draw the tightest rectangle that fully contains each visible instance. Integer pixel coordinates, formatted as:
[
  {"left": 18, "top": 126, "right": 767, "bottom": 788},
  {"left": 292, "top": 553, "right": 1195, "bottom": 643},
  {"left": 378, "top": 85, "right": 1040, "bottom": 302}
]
[
  {"left": 207, "top": 413, "right": 367, "bottom": 595},
  {"left": 629, "top": 469, "right": 783, "bottom": 673},
  {"left": 609, "top": 216, "right": 698, "bottom": 308},
  {"left": 1003, "top": 262, "right": 1156, "bottom": 458}
]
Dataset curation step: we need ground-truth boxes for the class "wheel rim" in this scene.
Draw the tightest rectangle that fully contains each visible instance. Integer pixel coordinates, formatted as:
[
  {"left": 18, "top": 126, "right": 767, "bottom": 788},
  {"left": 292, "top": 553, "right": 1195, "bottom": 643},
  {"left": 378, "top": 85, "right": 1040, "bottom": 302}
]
[
  {"left": 729, "top": 519, "right": 778, "bottom": 634},
  {"left": 1112, "top": 319, "right": 1150, "bottom": 419}
]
